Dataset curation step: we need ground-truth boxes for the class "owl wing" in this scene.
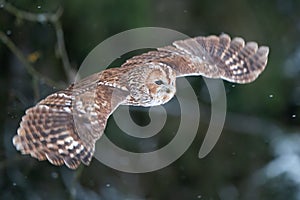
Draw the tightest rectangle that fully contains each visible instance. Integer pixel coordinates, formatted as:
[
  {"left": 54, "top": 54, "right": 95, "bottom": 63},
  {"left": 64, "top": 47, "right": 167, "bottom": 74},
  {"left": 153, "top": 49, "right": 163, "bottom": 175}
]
[
  {"left": 13, "top": 72, "right": 129, "bottom": 169},
  {"left": 121, "top": 33, "right": 269, "bottom": 83}
]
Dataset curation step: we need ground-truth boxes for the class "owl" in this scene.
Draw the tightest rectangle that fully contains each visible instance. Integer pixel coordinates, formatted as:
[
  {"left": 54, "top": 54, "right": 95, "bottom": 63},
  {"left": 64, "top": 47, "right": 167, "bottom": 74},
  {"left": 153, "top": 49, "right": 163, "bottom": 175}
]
[{"left": 13, "top": 33, "right": 269, "bottom": 169}]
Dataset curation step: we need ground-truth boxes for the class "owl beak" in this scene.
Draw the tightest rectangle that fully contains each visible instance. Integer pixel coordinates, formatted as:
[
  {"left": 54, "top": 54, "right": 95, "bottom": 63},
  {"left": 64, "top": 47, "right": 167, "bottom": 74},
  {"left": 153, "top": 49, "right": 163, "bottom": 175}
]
[{"left": 162, "top": 85, "right": 175, "bottom": 95}]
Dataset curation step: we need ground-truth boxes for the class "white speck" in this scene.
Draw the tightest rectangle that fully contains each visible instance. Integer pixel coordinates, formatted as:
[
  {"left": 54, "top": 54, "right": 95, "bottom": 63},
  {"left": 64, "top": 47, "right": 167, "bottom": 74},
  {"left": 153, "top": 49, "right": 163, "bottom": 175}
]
[
  {"left": 47, "top": 143, "right": 55, "bottom": 148},
  {"left": 101, "top": 101, "right": 107, "bottom": 107},
  {"left": 12, "top": 182, "right": 17, "bottom": 186},
  {"left": 292, "top": 114, "right": 296, "bottom": 118},
  {"left": 37, "top": 5, "right": 41, "bottom": 9},
  {"left": 51, "top": 172, "right": 58, "bottom": 179},
  {"left": 75, "top": 145, "right": 84, "bottom": 154},
  {"left": 57, "top": 138, "right": 65, "bottom": 145},
  {"left": 64, "top": 101, "right": 72, "bottom": 106},
  {"left": 58, "top": 149, "right": 64, "bottom": 154},
  {"left": 57, "top": 93, "right": 70, "bottom": 98},
  {"left": 106, "top": 183, "right": 110, "bottom": 187},
  {"left": 63, "top": 107, "right": 71, "bottom": 113},
  {"left": 231, "top": 84, "right": 236, "bottom": 88},
  {"left": 37, "top": 14, "right": 47, "bottom": 22},
  {"left": 67, "top": 141, "right": 79, "bottom": 150},
  {"left": 197, "top": 195, "right": 202, "bottom": 199},
  {"left": 65, "top": 136, "right": 73, "bottom": 143},
  {"left": 230, "top": 64, "right": 238, "bottom": 70},
  {"left": 269, "top": 94, "right": 274, "bottom": 98},
  {"left": 226, "top": 58, "right": 234, "bottom": 66},
  {"left": 0, "top": 4, "right": 4, "bottom": 8},
  {"left": 76, "top": 101, "right": 83, "bottom": 108},
  {"left": 6, "top": 30, "right": 11, "bottom": 35},
  {"left": 38, "top": 105, "right": 50, "bottom": 110}
]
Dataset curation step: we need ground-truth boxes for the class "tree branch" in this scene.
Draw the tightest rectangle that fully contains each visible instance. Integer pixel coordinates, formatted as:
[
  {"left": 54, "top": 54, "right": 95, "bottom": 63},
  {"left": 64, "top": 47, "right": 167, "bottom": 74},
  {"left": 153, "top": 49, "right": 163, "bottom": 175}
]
[
  {"left": 0, "top": 31, "right": 64, "bottom": 89},
  {"left": 2, "top": 1, "right": 62, "bottom": 23},
  {"left": 1, "top": 0, "right": 75, "bottom": 83}
]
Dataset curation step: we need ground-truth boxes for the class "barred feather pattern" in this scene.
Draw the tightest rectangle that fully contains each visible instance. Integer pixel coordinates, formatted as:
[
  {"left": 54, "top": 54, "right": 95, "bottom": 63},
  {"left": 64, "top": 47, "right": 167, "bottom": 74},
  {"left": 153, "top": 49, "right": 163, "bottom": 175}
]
[
  {"left": 122, "top": 33, "right": 269, "bottom": 83},
  {"left": 13, "top": 72, "right": 129, "bottom": 169},
  {"left": 13, "top": 33, "right": 269, "bottom": 169},
  {"left": 13, "top": 88, "right": 94, "bottom": 169}
]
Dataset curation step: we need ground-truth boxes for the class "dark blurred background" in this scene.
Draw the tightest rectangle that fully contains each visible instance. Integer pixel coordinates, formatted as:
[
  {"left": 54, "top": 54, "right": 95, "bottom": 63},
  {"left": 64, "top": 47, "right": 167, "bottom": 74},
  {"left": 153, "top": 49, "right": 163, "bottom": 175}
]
[{"left": 1, "top": 0, "right": 300, "bottom": 199}]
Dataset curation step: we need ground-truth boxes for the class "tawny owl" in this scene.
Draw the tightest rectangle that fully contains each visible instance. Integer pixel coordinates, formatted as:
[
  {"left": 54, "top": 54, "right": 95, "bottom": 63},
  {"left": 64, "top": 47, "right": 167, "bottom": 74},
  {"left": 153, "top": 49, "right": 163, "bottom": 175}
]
[{"left": 13, "top": 33, "right": 269, "bottom": 169}]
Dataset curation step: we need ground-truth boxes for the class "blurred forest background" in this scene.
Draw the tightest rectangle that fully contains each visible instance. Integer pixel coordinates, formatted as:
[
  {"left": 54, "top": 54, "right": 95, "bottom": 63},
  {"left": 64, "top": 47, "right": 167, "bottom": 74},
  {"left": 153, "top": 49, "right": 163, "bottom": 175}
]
[{"left": 1, "top": 0, "right": 300, "bottom": 199}]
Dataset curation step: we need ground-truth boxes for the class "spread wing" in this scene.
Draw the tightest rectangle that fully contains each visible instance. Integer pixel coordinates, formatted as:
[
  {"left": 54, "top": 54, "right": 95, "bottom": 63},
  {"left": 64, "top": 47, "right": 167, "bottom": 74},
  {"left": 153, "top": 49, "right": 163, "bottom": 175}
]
[
  {"left": 13, "top": 71, "right": 129, "bottom": 169},
  {"left": 13, "top": 33, "right": 269, "bottom": 169},
  {"left": 121, "top": 33, "right": 269, "bottom": 83}
]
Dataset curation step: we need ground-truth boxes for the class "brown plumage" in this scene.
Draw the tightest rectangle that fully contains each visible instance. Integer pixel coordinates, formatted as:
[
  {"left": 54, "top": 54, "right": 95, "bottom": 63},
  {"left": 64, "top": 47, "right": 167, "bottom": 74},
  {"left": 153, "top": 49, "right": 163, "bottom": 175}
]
[{"left": 13, "top": 33, "right": 269, "bottom": 169}]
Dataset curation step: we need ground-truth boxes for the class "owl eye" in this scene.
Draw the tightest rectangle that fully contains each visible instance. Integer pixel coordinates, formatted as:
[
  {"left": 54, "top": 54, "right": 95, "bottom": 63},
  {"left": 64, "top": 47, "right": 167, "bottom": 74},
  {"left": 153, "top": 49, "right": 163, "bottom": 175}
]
[{"left": 154, "top": 80, "right": 164, "bottom": 85}]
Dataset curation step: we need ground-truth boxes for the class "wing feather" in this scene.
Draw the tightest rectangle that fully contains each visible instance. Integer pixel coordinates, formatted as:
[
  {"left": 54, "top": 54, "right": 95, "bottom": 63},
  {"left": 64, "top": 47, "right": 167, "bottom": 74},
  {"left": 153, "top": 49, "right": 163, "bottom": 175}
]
[
  {"left": 13, "top": 71, "right": 129, "bottom": 169},
  {"left": 13, "top": 33, "right": 269, "bottom": 169},
  {"left": 121, "top": 33, "right": 269, "bottom": 83}
]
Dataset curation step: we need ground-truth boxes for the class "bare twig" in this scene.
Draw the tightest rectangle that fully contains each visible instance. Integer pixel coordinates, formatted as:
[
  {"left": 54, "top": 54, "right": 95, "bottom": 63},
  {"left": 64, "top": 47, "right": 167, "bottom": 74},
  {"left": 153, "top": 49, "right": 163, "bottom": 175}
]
[
  {"left": 2, "top": 0, "right": 75, "bottom": 83},
  {"left": 0, "top": 31, "right": 64, "bottom": 89},
  {"left": 32, "top": 77, "right": 40, "bottom": 101},
  {"left": 2, "top": 1, "right": 62, "bottom": 23},
  {"left": 52, "top": 19, "right": 76, "bottom": 83}
]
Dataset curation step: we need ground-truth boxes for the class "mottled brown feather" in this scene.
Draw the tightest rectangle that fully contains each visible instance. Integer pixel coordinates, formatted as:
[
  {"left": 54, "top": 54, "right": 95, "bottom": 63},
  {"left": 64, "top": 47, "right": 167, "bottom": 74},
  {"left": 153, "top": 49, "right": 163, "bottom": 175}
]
[
  {"left": 122, "top": 33, "right": 269, "bottom": 83},
  {"left": 13, "top": 70, "right": 129, "bottom": 169},
  {"left": 13, "top": 33, "right": 269, "bottom": 169}
]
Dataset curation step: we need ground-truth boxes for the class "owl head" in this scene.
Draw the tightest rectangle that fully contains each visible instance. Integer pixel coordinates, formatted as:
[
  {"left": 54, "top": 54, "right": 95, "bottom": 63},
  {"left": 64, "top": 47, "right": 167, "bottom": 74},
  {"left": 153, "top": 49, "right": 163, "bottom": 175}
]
[{"left": 125, "top": 63, "right": 176, "bottom": 107}]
